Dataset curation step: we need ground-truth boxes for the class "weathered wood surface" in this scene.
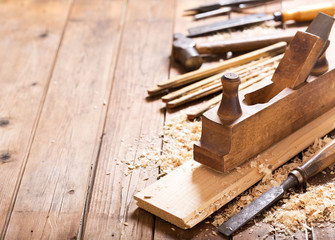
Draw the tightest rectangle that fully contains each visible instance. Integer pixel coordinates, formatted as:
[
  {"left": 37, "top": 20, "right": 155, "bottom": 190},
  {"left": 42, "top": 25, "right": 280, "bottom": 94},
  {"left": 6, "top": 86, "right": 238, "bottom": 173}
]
[
  {"left": 1, "top": 0, "right": 335, "bottom": 239},
  {"left": 2, "top": 0, "right": 125, "bottom": 238},
  {"left": 0, "top": 0, "right": 73, "bottom": 238},
  {"left": 82, "top": 0, "right": 175, "bottom": 239}
]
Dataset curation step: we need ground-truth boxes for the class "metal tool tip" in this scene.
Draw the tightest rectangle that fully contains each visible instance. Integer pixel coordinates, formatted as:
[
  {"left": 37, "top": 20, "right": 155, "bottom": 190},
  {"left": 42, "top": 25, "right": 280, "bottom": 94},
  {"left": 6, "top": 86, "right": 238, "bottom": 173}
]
[
  {"left": 183, "top": 8, "right": 199, "bottom": 12},
  {"left": 218, "top": 225, "right": 234, "bottom": 237}
]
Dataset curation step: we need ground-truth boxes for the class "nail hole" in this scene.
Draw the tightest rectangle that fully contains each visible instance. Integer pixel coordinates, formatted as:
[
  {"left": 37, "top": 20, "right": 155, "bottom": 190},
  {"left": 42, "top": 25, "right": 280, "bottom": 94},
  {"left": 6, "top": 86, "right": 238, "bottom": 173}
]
[
  {"left": 31, "top": 82, "right": 37, "bottom": 86},
  {"left": 0, "top": 119, "right": 9, "bottom": 127},
  {"left": 39, "top": 31, "right": 48, "bottom": 38},
  {"left": 1, "top": 152, "right": 11, "bottom": 162},
  {"left": 68, "top": 189, "right": 75, "bottom": 194}
]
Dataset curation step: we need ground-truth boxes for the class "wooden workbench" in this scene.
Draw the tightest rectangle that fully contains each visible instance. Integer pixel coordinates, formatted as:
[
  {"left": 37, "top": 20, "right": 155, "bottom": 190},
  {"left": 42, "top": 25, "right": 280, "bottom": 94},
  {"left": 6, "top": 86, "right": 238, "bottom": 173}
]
[{"left": 1, "top": 0, "right": 334, "bottom": 239}]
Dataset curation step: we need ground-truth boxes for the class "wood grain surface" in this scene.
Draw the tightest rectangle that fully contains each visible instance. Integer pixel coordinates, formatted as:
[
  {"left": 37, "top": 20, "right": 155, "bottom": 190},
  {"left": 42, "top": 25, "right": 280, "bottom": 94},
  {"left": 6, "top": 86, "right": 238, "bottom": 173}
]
[
  {"left": 2, "top": 0, "right": 125, "bottom": 238},
  {"left": 0, "top": 0, "right": 335, "bottom": 239},
  {"left": 0, "top": 0, "right": 73, "bottom": 238}
]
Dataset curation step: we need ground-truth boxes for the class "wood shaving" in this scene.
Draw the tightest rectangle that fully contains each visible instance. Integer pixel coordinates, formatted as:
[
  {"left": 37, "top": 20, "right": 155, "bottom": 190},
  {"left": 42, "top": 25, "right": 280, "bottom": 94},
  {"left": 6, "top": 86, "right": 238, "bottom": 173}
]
[
  {"left": 136, "top": 112, "right": 335, "bottom": 234},
  {"left": 136, "top": 114, "right": 201, "bottom": 174},
  {"left": 212, "top": 136, "right": 335, "bottom": 235}
]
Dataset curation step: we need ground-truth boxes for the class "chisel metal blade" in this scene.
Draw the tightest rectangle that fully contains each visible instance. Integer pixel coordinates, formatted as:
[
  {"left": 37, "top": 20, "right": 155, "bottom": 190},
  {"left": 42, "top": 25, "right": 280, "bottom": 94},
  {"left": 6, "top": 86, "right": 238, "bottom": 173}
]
[
  {"left": 187, "top": 13, "right": 273, "bottom": 37},
  {"left": 219, "top": 131, "right": 335, "bottom": 237},
  {"left": 306, "top": 12, "right": 334, "bottom": 43},
  {"left": 218, "top": 186, "right": 285, "bottom": 236}
]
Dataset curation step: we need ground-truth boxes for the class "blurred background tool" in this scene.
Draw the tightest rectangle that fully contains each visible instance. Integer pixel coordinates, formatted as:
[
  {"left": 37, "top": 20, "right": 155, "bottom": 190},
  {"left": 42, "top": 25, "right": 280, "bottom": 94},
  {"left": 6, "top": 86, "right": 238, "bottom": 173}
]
[
  {"left": 172, "top": 31, "right": 294, "bottom": 71},
  {"left": 184, "top": 0, "right": 276, "bottom": 14},
  {"left": 191, "top": 0, "right": 279, "bottom": 20},
  {"left": 187, "top": 2, "right": 335, "bottom": 37}
]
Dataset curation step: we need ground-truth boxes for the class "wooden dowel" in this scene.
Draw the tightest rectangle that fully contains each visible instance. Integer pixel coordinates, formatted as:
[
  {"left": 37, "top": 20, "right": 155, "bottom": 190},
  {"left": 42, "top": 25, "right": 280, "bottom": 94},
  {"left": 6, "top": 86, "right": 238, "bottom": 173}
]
[
  {"left": 157, "top": 42, "right": 287, "bottom": 89},
  {"left": 240, "top": 64, "right": 277, "bottom": 82},
  {"left": 239, "top": 70, "right": 275, "bottom": 89},
  {"left": 161, "top": 54, "right": 282, "bottom": 102},
  {"left": 168, "top": 65, "right": 278, "bottom": 109},
  {"left": 147, "top": 57, "right": 269, "bottom": 97},
  {"left": 161, "top": 73, "right": 222, "bottom": 102},
  {"left": 147, "top": 85, "right": 168, "bottom": 96},
  {"left": 227, "top": 57, "right": 271, "bottom": 75},
  {"left": 187, "top": 94, "right": 222, "bottom": 120},
  {"left": 237, "top": 54, "right": 283, "bottom": 77},
  {"left": 167, "top": 83, "right": 222, "bottom": 108},
  {"left": 186, "top": 70, "right": 276, "bottom": 117}
]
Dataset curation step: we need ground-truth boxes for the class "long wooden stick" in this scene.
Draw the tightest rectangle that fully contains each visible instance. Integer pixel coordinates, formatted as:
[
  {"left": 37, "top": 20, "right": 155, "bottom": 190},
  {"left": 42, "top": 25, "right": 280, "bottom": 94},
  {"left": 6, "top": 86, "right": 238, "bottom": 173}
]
[
  {"left": 236, "top": 54, "right": 282, "bottom": 77},
  {"left": 187, "top": 94, "right": 222, "bottom": 120},
  {"left": 162, "top": 55, "right": 282, "bottom": 102},
  {"left": 161, "top": 73, "right": 222, "bottom": 102},
  {"left": 185, "top": 70, "right": 275, "bottom": 117},
  {"left": 147, "top": 85, "right": 168, "bottom": 96},
  {"left": 157, "top": 42, "right": 287, "bottom": 89},
  {"left": 167, "top": 83, "right": 222, "bottom": 108}
]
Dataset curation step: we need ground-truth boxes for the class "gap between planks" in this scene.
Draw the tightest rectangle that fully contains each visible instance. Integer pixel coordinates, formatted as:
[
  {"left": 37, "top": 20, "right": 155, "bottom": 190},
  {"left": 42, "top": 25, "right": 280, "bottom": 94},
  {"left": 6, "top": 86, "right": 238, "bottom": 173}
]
[
  {"left": 3, "top": 0, "right": 126, "bottom": 239},
  {"left": 78, "top": 0, "right": 129, "bottom": 239},
  {"left": 0, "top": 1, "right": 74, "bottom": 238}
]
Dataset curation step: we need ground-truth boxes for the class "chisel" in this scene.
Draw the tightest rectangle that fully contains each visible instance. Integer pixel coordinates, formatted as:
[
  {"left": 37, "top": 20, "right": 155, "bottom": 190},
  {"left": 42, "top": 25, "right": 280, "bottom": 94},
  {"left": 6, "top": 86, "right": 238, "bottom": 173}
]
[
  {"left": 193, "top": 1, "right": 278, "bottom": 20},
  {"left": 218, "top": 138, "right": 335, "bottom": 237},
  {"left": 188, "top": 2, "right": 335, "bottom": 37},
  {"left": 184, "top": 0, "right": 272, "bottom": 13}
]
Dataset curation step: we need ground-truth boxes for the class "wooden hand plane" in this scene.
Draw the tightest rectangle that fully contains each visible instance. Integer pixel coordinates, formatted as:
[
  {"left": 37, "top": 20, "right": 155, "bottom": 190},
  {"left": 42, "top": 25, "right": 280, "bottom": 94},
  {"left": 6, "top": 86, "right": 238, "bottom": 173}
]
[{"left": 194, "top": 13, "right": 335, "bottom": 172}]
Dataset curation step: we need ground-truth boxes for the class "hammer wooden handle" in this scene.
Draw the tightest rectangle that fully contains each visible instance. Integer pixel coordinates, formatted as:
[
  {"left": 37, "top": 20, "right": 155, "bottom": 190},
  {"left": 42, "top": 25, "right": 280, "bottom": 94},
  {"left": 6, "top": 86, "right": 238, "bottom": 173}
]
[
  {"left": 158, "top": 41, "right": 287, "bottom": 89},
  {"left": 197, "top": 32, "right": 295, "bottom": 54},
  {"left": 281, "top": 2, "right": 335, "bottom": 22}
]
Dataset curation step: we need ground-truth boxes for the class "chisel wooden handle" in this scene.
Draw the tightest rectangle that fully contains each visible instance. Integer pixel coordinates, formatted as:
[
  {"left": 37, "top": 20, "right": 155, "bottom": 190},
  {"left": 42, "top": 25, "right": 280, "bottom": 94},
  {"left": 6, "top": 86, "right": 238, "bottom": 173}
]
[
  {"left": 197, "top": 32, "right": 295, "bottom": 54},
  {"left": 292, "top": 139, "right": 335, "bottom": 184},
  {"left": 280, "top": 2, "right": 335, "bottom": 22}
]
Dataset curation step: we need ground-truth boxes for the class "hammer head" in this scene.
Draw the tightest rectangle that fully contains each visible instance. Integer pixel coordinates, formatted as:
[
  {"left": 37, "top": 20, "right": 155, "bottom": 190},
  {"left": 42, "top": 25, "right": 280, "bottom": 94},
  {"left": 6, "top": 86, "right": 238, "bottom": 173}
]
[{"left": 172, "top": 33, "right": 203, "bottom": 71}]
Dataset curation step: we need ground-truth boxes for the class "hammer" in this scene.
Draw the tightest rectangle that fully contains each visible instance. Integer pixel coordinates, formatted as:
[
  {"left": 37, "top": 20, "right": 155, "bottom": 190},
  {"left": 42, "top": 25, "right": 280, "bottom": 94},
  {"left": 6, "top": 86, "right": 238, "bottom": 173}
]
[{"left": 172, "top": 32, "right": 295, "bottom": 71}]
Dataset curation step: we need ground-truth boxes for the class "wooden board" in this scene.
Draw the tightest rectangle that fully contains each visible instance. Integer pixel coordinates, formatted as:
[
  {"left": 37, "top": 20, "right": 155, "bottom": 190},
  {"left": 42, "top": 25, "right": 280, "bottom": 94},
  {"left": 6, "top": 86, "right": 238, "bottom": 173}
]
[
  {"left": 3, "top": 0, "right": 125, "bottom": 238},
  {"left": 82, "top": 0, "right": 175, "bottom": 239},
  {"left": 135, "top": 106, "right": 335, "bottom": 229},
  {"left": 1, "top": 0, "right": 335, "bottom": 239},
  {"left": 0, "top": 0, "right": 72, "bottom": 237}
]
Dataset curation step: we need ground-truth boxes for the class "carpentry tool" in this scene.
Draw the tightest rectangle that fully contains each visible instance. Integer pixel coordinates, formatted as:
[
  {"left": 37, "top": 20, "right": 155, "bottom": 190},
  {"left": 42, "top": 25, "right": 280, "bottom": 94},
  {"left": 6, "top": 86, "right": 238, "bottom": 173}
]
[
  {"left": 148, "top": 43, "right": 286, "bottom": 97},
  {"left": 172, "top": 32, "right": 294, "bottom": 71},
  {"left": 134, "top": 105, "right": 335, "bottom": 229},
  {"left": 245, "top": 13, "right": 333, "bottom": 103},
  {"left": 158, "top": 42, "right": 286, "bottom": 92},
  {"left": 194, "top": 13, "right": 335, "bottom": 172},
  {"left": 219, "top": 138, "right": 335, "bottom": 236},
  {"left": 193, "top": 1, "right": 277, "bottom": 20},
  {"left": 184, "top": 0, "right": 273, "bottom": 14},
  {"left": 187, "top": 2, "right": 335, "bottom": 37}
]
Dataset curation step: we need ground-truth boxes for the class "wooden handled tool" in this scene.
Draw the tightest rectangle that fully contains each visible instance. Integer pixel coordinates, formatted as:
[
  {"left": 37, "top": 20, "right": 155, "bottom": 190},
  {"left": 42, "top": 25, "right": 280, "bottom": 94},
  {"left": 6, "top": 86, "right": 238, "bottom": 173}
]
[
  {"left": 173, "top": 32, "right": 294, "bottom": 71},
  {"left": 159, "top": 41, "right": 286, "bottom": 89},
  {"left": 247, "top": 13, "right": 334, "bottom": 103},
  {"left": 280, "top": 2, "right": 335, "bottom": 22},
  {"left": 219, "top": 138, "right": 335, "bottom": 237},
  {"left": 188, "top": 2, "right": 335, "bottom": 37}
]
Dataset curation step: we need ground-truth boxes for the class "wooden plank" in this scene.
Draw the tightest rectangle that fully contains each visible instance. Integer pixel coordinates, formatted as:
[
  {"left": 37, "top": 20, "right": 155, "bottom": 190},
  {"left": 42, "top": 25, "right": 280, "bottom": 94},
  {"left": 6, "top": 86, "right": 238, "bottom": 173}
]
[
  {"left": 0, "top": 0, "right": 72, "bottom": 237},
  {"left": 3, "top": 0, "right": 125, "bottom": 239},
  {"left": 154, "top": 0, "right": 283, "bottom": 239},
  {"left": 135, "top": 106, "right": 335, "bottom": 229},
  {"left": 82, "top": 0, "right": 175, "bottom": 239}
]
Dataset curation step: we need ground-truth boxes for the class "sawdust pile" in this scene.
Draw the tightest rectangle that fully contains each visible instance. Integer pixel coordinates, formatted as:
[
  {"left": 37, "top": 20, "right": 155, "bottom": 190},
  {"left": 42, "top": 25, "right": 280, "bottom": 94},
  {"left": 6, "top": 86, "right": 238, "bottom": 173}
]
[
  {"left": 136, "top": 114, "right": 201, "bottom": 174},
  {"left": 212, "top": 136, "right": 335, "bottom": 234}
]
